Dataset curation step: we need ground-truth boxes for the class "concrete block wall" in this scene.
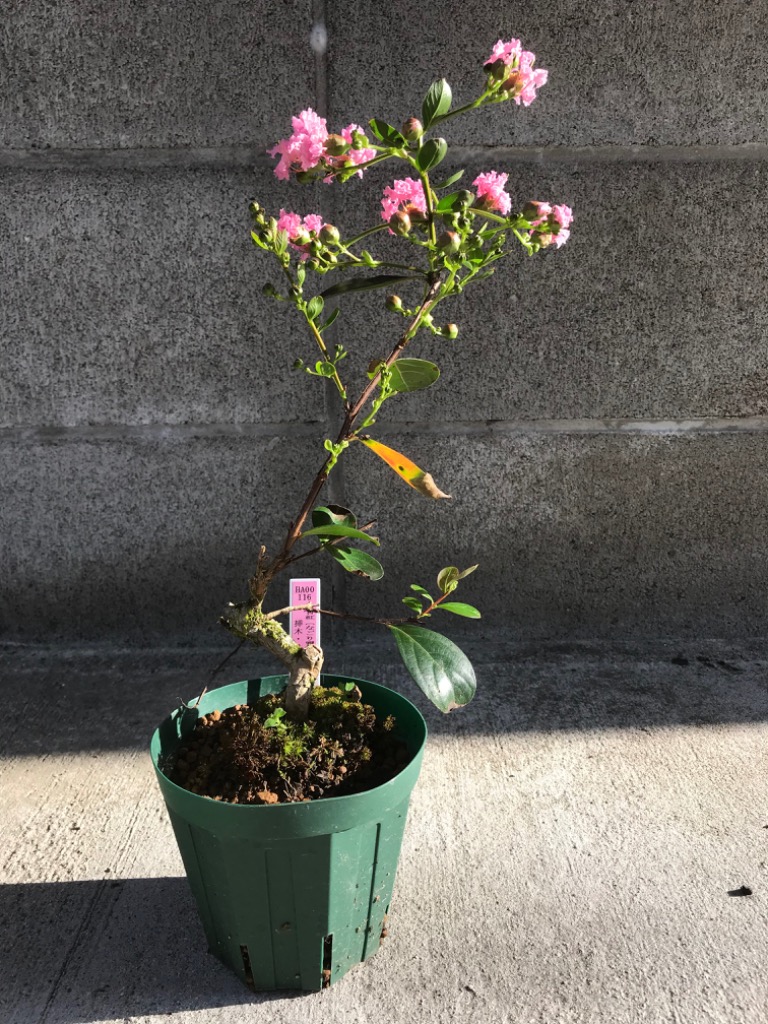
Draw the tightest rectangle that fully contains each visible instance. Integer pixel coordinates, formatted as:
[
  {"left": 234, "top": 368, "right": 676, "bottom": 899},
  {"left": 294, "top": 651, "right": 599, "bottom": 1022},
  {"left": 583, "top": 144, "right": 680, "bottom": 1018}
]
[{"left": 2, "top": 1, "right": 767, "bottom": 648}]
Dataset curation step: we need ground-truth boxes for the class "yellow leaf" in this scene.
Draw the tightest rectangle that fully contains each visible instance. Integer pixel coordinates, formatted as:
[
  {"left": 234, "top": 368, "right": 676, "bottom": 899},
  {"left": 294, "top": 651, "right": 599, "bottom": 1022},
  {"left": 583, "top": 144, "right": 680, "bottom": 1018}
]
[{"left": 361, "top": 439, "right": 451, "bottom": 499}]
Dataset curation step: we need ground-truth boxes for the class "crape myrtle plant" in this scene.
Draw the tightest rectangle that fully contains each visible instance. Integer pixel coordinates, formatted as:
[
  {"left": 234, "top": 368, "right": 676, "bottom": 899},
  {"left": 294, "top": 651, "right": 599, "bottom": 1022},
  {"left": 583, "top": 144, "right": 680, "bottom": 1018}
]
[{"left": 221, "top": 38, "right": 572, "bottom": 721}]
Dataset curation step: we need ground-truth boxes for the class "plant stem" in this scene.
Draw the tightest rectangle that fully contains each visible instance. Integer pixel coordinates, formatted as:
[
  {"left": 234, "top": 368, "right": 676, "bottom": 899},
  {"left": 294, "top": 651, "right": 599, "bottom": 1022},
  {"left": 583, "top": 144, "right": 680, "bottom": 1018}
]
[
  {"left": 263, "top": 274, "right": 444, "bottom": 582},
  {"left": 306, "top": 316, "right": 346, "bottom": 398}
]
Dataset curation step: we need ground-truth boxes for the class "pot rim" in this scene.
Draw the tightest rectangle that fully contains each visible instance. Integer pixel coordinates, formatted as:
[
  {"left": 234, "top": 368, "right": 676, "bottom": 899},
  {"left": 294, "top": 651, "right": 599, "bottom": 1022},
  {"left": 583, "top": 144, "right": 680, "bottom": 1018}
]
[{"left": 151, "top": 673, "right": 428, "bottom": 818}]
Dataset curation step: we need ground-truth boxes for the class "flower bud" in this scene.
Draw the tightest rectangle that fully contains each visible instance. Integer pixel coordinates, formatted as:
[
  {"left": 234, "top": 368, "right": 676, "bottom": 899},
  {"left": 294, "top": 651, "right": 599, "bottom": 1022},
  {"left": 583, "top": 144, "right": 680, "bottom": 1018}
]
[
  {"left": 522, "top": 200, "right": 552, "bottom": 223},
  {"left": 502, "top": 71, "right": 521, "bottom": 95},
  {"left": 444, "top": 323, "right": 459, "bottom": 339},
  {"left": 436, "top": 230, "right": 461, "bottom": 254},
  {"left": 404, "top": 202, "right": 427, "bottom": 223},
  {"left": 389, "top": 211, "right": 412, "bottom": 235},
  {"left": 351, "top": 129, "right": 369, "bottom": 150},
  {"left": 487, "top": 58, "right": 508, "bottom": 82},
  {"left": 324, "top": 134, "right": 349, "bottom": 156},
  {"left": 319, "top": 224, "right": 340, "bottom": 245},
  {"left": 385, "top": 294, "right": 403, "bottom": 312},
  {"left": 249, "top": 201, "right": 267, "bottom": 225},
  {"left": 401, "top": 117, "right": 424, "bottom": 141}
]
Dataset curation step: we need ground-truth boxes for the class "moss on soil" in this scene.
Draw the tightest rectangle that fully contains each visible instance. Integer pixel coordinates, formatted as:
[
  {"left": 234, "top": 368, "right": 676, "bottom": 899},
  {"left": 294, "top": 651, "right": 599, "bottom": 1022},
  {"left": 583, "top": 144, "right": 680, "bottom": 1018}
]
[{"left": 168, "top": 685, "right": 410, "bottom": 804}]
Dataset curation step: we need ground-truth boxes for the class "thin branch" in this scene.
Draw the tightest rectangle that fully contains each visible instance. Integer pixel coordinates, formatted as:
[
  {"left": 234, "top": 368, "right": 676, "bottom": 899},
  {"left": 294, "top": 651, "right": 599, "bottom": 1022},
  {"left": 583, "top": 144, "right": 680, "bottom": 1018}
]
[{"left": 265, "top": 603, "right": 412, "bottom": 627}]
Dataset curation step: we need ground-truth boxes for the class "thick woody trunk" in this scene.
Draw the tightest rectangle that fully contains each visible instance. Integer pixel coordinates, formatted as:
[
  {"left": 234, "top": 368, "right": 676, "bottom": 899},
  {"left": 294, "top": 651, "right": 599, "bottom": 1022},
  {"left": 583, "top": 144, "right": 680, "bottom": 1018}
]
[{"left": 221, "top": 604, "right": 323, "bottom": 721}]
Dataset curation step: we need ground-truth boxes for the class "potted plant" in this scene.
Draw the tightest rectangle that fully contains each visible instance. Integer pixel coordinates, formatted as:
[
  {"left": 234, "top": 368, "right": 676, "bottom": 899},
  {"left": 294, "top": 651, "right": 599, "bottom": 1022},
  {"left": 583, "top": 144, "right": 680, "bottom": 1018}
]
[{"left": 151, "top": 36, "right": 572, "bottom": 992}]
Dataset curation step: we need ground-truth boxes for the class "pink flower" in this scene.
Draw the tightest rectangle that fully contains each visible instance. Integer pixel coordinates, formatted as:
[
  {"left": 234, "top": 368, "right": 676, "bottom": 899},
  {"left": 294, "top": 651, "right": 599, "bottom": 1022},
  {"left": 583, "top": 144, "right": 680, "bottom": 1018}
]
[
  {"left": 473, "top": 171, "right": 512, "bottom": 215},
  {"left": 276, "top": 209, "right": 328, "bottom": 259},
  {"left": 485, "top": 39, "right": 522, "bottom": 66},
  {"left": 515, "top": 66, "right": 549, "bottom": 106},
  {"left": 276, "top": 210, "right": 304, "bottom": 238},
  {"left": 552, "top": 204, "right": 573, "bottom": 230},
  {"left": 485, "top": 39, "right": 548, "bottom": 106},
  {"left": 302, "top": 213, "right": 326, "bottom": 235},
  {"left": 552, "top": 228, "right": 570, "bottom": 249},
  {"left": 337, "top": 124, "right": 377, "bottom": 176},
  {"left": 380, "top": 177, "right": 427, "bottom": 223},
  {"left": 268, "top": 108, "right": 329, "bottom": 180},
  {"left": 525, "top": 201, "right": 553, "bottom": 226}
]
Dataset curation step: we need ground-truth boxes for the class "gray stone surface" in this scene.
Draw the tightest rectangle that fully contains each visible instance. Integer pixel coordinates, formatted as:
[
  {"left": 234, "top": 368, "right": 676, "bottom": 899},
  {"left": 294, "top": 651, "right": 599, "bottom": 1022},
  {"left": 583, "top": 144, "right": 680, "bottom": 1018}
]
[
  {"left": 0, "top": 432, "right": 334, "bottom": 644},
  {"left": 0, "top": 0, "right": 315, "bottom": 149},
  {"left": 327, "top": 0, "right": 768, "bottom": 147},
  {"left": 5, "top": 428, "right": 768, "bottom": 645},
  {"left": 2, "top": 644, "right": 768, "bottom": 1022},
  {"left": 0, "top": 166, "right": 328, "bottom": 427},
  {"left": 329, "top": 157, "right": 768, "bottom": 422},
  {"left": 340, "top": 430, "right": 768, "bottom": 640}
]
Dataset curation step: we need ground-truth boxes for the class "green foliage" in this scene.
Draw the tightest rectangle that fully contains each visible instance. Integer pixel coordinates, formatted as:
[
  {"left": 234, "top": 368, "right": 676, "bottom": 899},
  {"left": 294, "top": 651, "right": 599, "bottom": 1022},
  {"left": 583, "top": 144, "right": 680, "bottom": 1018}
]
[
  {"left": 326, "top": 545, "right": 384, "bottom": 581},
  {"left": 369, "top": 119, "right": 406, "bottom": 146},
  {"left": 321, "top": 274, "right": 424, "bottom": 299},
  {"left": 435, "top": 601, "right": 481, "bottom": 618},
  {"left": 415, "top": 138, "right": 448, "bottom": 172},
  {"left": 435, "top": 169, "right": 465, "bottom": 189},
  {"left": 422, "top": 78, "right": 452, "bottom": 128},
  {"left": 306, "top": 295, "right": 324, "bottom": 321},
  {"left": 387, "top": 358, "right": 440, "bottom": 394},
  {"left": 389, "top": 624, "right": 476, "bottom": 712},
  {"left": 244, "top": 45, "right": 572, "bottom": 714},
  {"left": 264, "top": 706, "right": 288, "bottom": 732},
  {"left": 302, "top": 523, "right": 380, "bottom": 545}
]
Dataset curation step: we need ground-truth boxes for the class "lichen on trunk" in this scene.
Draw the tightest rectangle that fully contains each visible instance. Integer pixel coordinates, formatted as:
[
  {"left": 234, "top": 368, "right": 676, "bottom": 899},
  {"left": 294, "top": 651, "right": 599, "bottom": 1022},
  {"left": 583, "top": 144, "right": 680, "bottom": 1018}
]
[{"left": 221, "top": 602, "right": 324, "bottom": 721}]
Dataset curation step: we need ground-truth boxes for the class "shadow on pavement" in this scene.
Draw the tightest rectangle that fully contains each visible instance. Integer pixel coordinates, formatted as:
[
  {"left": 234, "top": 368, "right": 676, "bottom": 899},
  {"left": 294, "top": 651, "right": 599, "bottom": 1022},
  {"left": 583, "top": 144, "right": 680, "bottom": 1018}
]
[
  {"left": 0, "top": 876, "right": 307, "bottom": 1023},
  {"left": 2, "top": 641, "right": 768, "bottom": 755}
]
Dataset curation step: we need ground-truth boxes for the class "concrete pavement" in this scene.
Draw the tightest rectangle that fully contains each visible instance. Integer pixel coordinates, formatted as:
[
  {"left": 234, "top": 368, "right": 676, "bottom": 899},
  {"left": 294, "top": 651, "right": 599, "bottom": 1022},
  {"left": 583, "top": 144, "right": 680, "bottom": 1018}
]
[{"left": 2, "top": 640, "right": 767, "bottom": 1023}]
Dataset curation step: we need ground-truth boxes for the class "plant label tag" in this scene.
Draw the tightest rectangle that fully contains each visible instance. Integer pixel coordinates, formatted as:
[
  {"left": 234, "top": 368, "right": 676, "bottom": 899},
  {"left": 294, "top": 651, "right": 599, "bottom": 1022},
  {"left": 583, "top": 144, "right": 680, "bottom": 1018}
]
[{"left": 289, "top": 578, "right": 320, "bottom": 649}]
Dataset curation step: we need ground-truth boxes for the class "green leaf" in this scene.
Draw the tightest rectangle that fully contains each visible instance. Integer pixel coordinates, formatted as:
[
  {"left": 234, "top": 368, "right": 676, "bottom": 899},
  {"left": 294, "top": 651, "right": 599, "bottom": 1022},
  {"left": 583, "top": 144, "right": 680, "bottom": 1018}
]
[
  {"left": 458, "top": 564, "right": 479, "bottom": 579},
  {"left": 402, "top": 596, "right": 423, "bottom": 613},
  {"left": 410, "top": 583, "right": 433, "bottom": 600},
  {"left": 435, "top": 169, "right": 465, "bottom": 189},
  {"left": 389, "top": 624, "right": 476, "bottom": 711},
  {"left": 422, "top": 79, "right": 452, "bottom": 128},
  {"left": 302, "top": 523, "right": 380, "bottom": 545},
  {"left": 388, "top": 358, "right": 440, "bottom": 394},
  {"left": 437, "top": 566, "right": 460, "bottom": 594},
  {"left": 321, "top": 274, "right": 423, "bottom": 299},
  {"left": 306, "top": 295, "right": 324, "bottom": 321},
  {"left": 369, "top": 118, "right": 405, "bottom": 146},
  {"left": 318, "top": 307, "right": 340, "bottom": 333},
  {"left": 314, "top": 360, "right": 336, "bottom": 377},
  {"left": 415, "top": 137, "right": 447, "bottom": 172},
  {"left": 275, "top": 229, "right": 289, "bottom": 255},
  {"left": 326, "top": 546, "right": 384, "bottom": 581},
  {"left": 435, "top": 191, "right": 462, "bottom": 213},
  {"left": 436, "top": 602, "right": 481, "bottom": 619},
  {"left": 312, "top": 504, "right": 356, "bottom": 529}
]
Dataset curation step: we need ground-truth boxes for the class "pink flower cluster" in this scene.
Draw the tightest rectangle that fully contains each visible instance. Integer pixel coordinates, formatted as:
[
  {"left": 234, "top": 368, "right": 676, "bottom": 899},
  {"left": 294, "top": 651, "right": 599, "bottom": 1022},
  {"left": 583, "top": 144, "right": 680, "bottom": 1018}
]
[
  {"left": 473, "top": 171, "right": 512, "bottom": 215},
  {"left": 276, "top": 209, "right": 327, "bottom": 259},
  {"left": 269, "top": 109, "right": 376, "bottom": 182},
  {"left": 380, "top": 177, "right": 427, "bottom": 223},
  {"left": 526, "top": 202, "right": 573, "bottom": 248},
  {"left": 485, "top": 38, "right": 548, "bottom": 106}
]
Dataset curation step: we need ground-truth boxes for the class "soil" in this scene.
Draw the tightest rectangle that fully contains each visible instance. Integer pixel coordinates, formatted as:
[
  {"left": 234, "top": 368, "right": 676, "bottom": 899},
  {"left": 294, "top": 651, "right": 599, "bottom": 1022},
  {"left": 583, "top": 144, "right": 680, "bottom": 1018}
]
[{"left": 166, "top": 684, "right": 411, "bottom": 804}]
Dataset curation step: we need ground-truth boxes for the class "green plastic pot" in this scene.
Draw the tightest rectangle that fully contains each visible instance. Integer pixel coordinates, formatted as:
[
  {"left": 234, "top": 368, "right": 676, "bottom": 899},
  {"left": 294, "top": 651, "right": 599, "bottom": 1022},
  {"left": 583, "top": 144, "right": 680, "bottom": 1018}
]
[{"left": 151, "top": 674, "right": 427, "bottom": 991}]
